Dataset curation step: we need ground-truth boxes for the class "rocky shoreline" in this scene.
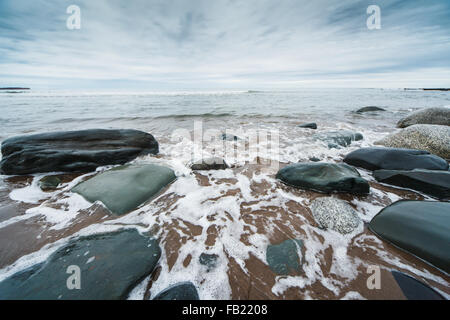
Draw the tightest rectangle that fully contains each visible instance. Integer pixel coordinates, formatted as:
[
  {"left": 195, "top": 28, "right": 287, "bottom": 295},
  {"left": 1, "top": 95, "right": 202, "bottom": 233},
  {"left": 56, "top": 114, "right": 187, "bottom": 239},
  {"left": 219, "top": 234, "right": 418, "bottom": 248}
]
[{"left": 0, "top": 107, "right": 449, "bottom": 300}]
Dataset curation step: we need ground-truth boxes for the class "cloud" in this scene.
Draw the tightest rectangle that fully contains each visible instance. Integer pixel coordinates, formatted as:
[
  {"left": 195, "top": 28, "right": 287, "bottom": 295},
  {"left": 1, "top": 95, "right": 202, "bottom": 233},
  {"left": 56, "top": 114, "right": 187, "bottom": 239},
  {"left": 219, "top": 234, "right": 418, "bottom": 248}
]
[{"left": 0, "top": 0, "right": 449, "bottom": 89}]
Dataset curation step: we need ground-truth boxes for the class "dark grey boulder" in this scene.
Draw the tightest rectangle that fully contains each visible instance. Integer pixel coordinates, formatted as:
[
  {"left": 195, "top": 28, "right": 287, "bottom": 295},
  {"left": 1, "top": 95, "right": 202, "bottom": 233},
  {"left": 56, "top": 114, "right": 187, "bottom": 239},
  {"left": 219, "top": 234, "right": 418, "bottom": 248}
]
[
  {"left": 221, "top": 133, "right": 240, "bottom": 141},
  {"left": 0, "top": 229, "right": 161, "bottom": 300},
  {"left": 266, "top": 239, "right": 303, "bottom": 275},
  {"left": 356, "top": 106, "right": 386, "bottom": 113},
  {"left": 391, "top": 270, "right": 444, "bottom": 300},
  {"left": 0, "top": 129, "right": 159, "bottom": 175},
  {"left": 344, "top": 147, "right": 449, "bottom": 171},
  {"left": 199, "top": 253, "right": 219, "bottom": 272},
  {"left": 369, "top": 201, "right": 450, "bottom": 273},
  {"left": 276, "top": 163, "right": 370, "bottom": 195},
  {"left": 190, "top": 158, "right": 229, "bottom": 171},
  {"left": 374, "top": 169, "right": 450, "bottom": 200},
  {"left": 397, "top": 107, "right": 450, "bottom": 128},
  {"left": 313, "top": 130, "right": 363, "bottom": 148},
  {"left": 72, "top": 164, "right": 176, "bottom": 215},
  {"left": 38, "top": 175, "right": 61, "bottom": 191},
  {"left": 298, "top": 123, "right": 317, "bottom": 129},
  {"left": 153, "top": 282, "right": 199, "bottom": 300}
]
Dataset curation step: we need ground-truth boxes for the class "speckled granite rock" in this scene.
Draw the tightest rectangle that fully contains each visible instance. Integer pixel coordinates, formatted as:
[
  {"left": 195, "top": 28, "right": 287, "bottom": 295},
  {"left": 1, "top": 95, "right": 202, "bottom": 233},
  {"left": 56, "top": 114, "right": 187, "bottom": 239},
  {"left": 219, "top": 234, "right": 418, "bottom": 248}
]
[
  {"left": 375, "top": 125, "right": 450, "bottom": 159},
  {"left": 397, "top": 107, "right": 450, "bottom": 128},
  {"left": 310, "top": 197, "right": 361, "bottom": 234},
  {"left": 266, "top": 239, "right": 303, "bottom": 275},
  {"left": 153, "top": 282, "right": 200, "bottom": 300}
]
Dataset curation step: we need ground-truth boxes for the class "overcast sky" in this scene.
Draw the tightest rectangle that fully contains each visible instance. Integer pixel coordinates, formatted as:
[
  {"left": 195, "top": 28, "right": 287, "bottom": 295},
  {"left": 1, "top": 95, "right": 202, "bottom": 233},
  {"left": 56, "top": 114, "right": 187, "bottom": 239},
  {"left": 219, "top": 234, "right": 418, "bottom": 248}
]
[{"left": 1, "top": 0, "right": 449, "bottom": 90}]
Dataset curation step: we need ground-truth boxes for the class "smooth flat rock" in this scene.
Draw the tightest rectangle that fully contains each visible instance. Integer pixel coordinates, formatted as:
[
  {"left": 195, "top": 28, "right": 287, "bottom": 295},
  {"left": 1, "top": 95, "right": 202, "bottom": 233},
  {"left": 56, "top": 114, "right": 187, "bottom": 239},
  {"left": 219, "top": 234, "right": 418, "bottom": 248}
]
[
  {"left": 391, "top": 270, "right": 444, "bottom": 300},
  {"left": 72, "top": 164, "right": 176, "bottom": 215},
  {"left": 369, "top": 201, "right": 450, "bottom": 273},
  {"left": 266, "top": 239, "right": 303, "bottom": 275},
  {"left": 310, "top": 197, "right": 361, "bottom": 234},
  {"left": 190, "top": 158, "right": 229, "bottom": 171},
  {"left": 38, "top": 176, "right": 61, "bottom": 191},
  {"left": 344, "top": 147, "right": 449, "bottom": 171},
  {"left": 0, "top": 129, "right": 159, "bottom": 175},
  {"left": 153, "top": 282, "right": 200, "bottom": 300},
  {"left": 313, "top": 130, "right": 363, "bottom": 149},
  {"left": 0, "top": 229, "right": 161, "bottom": 300},
  {"left": 375, "top": 125, "right": 450, "bottom": 159},
  {"left": 276, "top": 163, "right": 370, "bottom": 195},
  {"left": 298, "top": 123, "right": 317, "bottom": 129},
  {"left": 356, "top": 106, "right": 386, "bottom": 113},
  {"left": 397, "top": 107, "right": 450, "bottom": 128},
  {"left": 374, "top": 169, "right": 450, "bottom": 200}
]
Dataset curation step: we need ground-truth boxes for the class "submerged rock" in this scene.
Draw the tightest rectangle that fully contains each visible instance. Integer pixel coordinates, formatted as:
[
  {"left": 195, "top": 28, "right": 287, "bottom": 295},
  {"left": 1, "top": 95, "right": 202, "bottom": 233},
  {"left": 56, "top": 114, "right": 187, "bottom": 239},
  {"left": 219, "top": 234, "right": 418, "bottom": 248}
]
[
  {"left": 221, "top": 133, "right": 240, "bottom": 141},
  {"left": 313, "top": 130, "right": 363, "bottom": 148},
  {"left": 0, "top": 129, "right": 159, "bottom": 175},
  {"left": 344, "top": 147, "right": 449, "bottom": 171},
  {"left": 38, "top": 176, "right": 61, "bottom": 191},
  {"left": 369, "top": 201, "right": 450, "bottom": 273},
  {"left": 397, "top": 107, "right": 450, "bottom": 128},
  {"left": 190, "top": 158, "right": 229, "bottom": 171},
  {"left": 356, "top": 106, "right": 386, "bottom": 113},
  {"left": 276, "top": 163, "right": 370, "bottom": 195},
  {"left": 199, "top": 253, "right": 219, "bottom": 272},
  {"left": 153, "top": 282, "right": 199, "bottom": 300},
  {"left": 391, "top": 270, "right": 445, "bottom": 300},
  {"left": 375, "top": 125, "right": 450, "bottom": 159},
  {"left": 266, "top": 239, "right": 303, "bottom": 275},
  {"left": 72, "top": 163, "right": 176, "bottom": 215},
  {"left": 310, "top": 197, "right": 361, "bottom": 234},
  {"left": 0, "top": 229, "right": 161, "bottom": 300},
  {"left": 298, "top": 122, "right": 317, "bottom": 129},
  {"left": 374, "top": 169, "right": 450, "bottom": 200}
]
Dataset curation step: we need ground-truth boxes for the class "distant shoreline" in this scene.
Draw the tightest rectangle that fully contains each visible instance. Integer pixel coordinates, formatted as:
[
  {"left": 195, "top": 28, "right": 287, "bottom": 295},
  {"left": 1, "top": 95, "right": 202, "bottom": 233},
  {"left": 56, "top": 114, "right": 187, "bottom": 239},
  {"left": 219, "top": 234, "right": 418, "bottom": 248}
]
[{"left": 404, "top": 88, "right": 450, "bottom": 91}]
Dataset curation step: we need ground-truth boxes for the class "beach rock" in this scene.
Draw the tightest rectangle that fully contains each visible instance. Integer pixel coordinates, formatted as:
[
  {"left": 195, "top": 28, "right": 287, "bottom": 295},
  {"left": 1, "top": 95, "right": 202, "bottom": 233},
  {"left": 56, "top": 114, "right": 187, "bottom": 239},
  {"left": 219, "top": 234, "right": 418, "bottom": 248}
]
[
  {"left": 221, "top": 133, "right": 240, "bottom": 141},
  {"left": 374, "top": 169, "right": 450, "bottom": 200},
  {"left": 310, "top": 197, "right": 361, "bottom": 234},
  {"left": 391, "top": 270, "right": 445, "bottom": 300},
  {"left": 0, "top": 229, "right": 161, "bottom": 300},
  {"left": 190, "top": 158, "right": 229, "bottom": 170},
  {"left": 309, "top": 157, "right": 321, "bottom": 162},
  {"left": 397, "top": 107, "right": 450, "bottom": 128},
  {"left": 313, "top": 130, "right": 363, "bottom": 148},
  {"left": 369, "top": 201, "right": 450, "bottom": 273},
  {"left": 298, "top": 123, "right": 317, "bottom": 129},
  {"left": 199, "top": 253, "right": 219, "bottom": 272},
  {"left": 276, "top": 163, "right": 370, "bottom": 195},
  {"left": 0, "top": 129, "right": 159, "bottom": 175},
  {"left": 72, "top": 163, "right": 176, "bottom": 215},
  {"left": 38, "top": 176, "right": 61, "bottom": 191},
  {"left": 152, "top": 282, "right": 199, "bottom": 300},
  {"left": 266, "top": 239, "right": 303, "bottom": 275},
  {"left": 356, "top": 106, "right": 386, "bottom": 113},
  {"left": 375, "top": 125, "right": 450, "bottom": 159},
  {"left": 344, "top": 147, "right": 449, "bottom": 171}
]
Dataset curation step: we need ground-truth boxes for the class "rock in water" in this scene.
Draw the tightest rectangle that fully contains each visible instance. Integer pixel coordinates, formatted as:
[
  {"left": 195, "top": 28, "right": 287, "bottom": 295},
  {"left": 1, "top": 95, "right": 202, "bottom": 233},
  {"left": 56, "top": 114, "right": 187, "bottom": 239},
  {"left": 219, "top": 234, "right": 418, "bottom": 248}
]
[
  {"left": 356, "top": 106, "right": 386, "bottom": 113},
  {"left": 310, "top": 197, "right": 361, "bottom": 234},
  {"left": 221, "top": 133, "right": 240, "bottom": 141},
  {"left": 397, "top": 107, "right": 450, "bottom": 128},
  {"left": 38, "top": 175, "right": 61, "bottom": 191},
  {"left": 72, "top": 164, "right": 176, "bottom": 215},
  {"left": 369, "top": 201, "right": 450, "bottom": 273},
  {"left": 344, "top": 147, "right": 449, "bottom": 171},
  {"left": 298, "top": 122, "right": 317, "bottom": 129},
  {"left": 391, "top": 270, "right": 444, "bottom": 300},
  {"left": 313, "top": 130, "right": 363, "bottom": 148},
  {"left": 0, "top": 129, "right": 159, "bottom": 175},
  {"left": 375, "top": 125, "right": 450, "bottom": 159},
  {"left": 190, "top": 157, "right": 229, "bottom": 170},
  {"left": 276, "top": 163, "right": 370, "bottom": 195},
  {"left": 0, "top": 229, "right": 161, "bottom": 300},
  {"left": 153, "top": 282, "right": 200, "bottom": 300},
  {"left": 266, "top": 239, "right": 303, "bottom": 275},
  {"left": 199, "top": 253, "right": 219, "bottom": 272},
  {"left": 374, "top": 169, "right": 450, "bottom": 200}
]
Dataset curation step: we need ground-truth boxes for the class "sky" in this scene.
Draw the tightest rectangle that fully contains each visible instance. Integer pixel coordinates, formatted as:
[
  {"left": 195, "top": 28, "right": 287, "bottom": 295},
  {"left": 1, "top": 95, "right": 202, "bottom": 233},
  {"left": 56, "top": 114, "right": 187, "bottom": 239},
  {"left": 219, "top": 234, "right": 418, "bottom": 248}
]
[{"left": 0, "top": 0, "right": 449, "bottom": 90}]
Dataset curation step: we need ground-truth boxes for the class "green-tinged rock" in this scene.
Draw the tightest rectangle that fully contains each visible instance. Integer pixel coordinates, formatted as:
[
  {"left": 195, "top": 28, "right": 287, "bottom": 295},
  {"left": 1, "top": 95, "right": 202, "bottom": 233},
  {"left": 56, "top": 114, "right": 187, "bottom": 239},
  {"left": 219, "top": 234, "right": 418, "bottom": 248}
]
[
  {"left": 0, "top": 229, "right": 161, "bottom": 300},
  {"left": 153, "top": 282, "right": 200, "bottom": 300},
  {"left": 72, "top": 163, "right": 176, "bottom": 215},
  {"left": 38, "top": 176, "right": 61, "bottom": 191},
  {"left": 397, "top": 107, "right": 450, "bottom": 128},
  {"left": 369, "top": 201, "right": 450, "bottom": 273},
  {"left": 313, "top": 130, "right": 363, "bottom": 149},
  {"left": 266, "top": 239, "right": 303, "bottom": 275},
  {"left": 310, "top": 197, "right": 361, "bottom": 234},
  {"left": 276, "top": 163, "right": 370, "bottom": 195},
  {"left": 375, "top": 124, "right": 450, "bottom": 159}
]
